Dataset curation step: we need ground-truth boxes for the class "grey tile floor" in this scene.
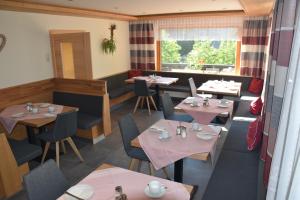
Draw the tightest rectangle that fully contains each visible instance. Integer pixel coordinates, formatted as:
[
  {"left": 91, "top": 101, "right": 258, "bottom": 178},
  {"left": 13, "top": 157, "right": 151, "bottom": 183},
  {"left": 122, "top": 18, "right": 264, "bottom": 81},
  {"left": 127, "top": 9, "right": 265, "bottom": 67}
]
[{"left": 6, "top": 99, "right": 230, "bottom": 200}]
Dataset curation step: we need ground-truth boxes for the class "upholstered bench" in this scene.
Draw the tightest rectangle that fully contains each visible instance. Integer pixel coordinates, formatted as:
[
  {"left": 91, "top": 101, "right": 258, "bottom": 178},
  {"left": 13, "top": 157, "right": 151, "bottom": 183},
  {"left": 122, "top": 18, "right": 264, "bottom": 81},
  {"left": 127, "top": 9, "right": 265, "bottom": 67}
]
[
  {"left": 100, "top": 71, "right": 136, "bottom": 108},
  {"left": 203, "top": 98, "right": 260, "bottom": 200},
  {"left": 53, "top": 91, "right": 104, "bottom": 143},
  {"left": 8, "top": 139, "right": 42, "bottom": 166}
]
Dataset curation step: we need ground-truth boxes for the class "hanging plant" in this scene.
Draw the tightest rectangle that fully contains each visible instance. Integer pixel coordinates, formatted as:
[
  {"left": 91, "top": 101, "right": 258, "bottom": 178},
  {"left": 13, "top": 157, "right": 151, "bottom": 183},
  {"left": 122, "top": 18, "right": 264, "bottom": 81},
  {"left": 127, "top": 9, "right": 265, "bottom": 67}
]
[{"left": 102, "top": 24, "right": 116, "bottom": 54}]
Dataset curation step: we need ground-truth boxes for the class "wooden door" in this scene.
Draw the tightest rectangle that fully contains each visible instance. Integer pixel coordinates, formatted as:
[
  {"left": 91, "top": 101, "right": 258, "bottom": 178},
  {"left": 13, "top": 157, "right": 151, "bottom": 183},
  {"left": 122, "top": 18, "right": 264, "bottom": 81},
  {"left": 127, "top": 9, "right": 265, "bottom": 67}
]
[{"left": 50, "top": 31, "right": 93, "bottom": 80}]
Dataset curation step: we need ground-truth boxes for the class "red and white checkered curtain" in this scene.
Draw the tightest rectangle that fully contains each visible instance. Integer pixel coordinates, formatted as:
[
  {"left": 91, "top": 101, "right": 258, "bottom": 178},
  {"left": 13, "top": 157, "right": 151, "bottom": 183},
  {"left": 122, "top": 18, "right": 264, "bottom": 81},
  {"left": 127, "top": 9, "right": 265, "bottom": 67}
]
[
  {"left": 240, "top": 17, "right": 270, "bottom": 79},
  {"left": 129, "top": 22, "right": 155, "bottom": 71},
  {"left": 261, "top": 0, "right": 297, "bottom": 186}
]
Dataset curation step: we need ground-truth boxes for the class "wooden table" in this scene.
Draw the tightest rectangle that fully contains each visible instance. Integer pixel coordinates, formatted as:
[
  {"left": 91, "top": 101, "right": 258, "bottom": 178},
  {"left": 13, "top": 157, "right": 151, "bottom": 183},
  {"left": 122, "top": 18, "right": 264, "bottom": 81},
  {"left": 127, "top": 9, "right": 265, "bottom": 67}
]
[
  {"left": 125, "top": 76, "right": 178, "bottom": 86},
  {"left": 59, "top": 163, "right": 195, "bottom": 200},
  {"left": 197, "top": 80, "right": 242, "bottom": 99},
  {"left": 174, "top": 97, "right": 234, "bottom": 123},
  {"left": 19, "top": 105, "right": 78, "bottom": 144},
  {"left": 125, "top": 76, "right": 179, "bottom": 110},
  {"left": 131, "top": 120, "right": 221, "bottom": 183}
]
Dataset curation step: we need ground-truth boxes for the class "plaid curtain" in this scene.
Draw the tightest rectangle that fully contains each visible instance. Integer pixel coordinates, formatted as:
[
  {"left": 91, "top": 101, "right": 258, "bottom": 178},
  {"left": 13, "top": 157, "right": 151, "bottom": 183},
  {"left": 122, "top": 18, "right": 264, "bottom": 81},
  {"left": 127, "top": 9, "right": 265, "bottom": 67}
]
[
  {"left": 240, "top": 17, "right": 270, "bottom": 79},
  {"left": 261, "top": 0, "right": 297, "bottom": 186},
  {"left": 129, "top": 22, "right": 155, "bottom": 70}
]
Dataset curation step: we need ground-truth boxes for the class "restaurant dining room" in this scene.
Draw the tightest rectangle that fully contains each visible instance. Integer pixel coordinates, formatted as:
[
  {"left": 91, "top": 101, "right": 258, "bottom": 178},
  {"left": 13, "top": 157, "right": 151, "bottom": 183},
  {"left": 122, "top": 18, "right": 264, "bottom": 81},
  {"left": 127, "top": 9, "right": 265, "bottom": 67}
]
[{"left": 0, "top": 0, "right": 299, "bottom": 200}]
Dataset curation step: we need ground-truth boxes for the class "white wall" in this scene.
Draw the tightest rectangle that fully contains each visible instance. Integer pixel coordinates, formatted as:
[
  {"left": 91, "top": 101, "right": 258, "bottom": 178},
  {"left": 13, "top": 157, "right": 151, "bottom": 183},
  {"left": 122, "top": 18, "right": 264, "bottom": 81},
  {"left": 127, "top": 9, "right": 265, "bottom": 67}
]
[{"left": 0, "top": 10, "right": 130, "bottom": 88}]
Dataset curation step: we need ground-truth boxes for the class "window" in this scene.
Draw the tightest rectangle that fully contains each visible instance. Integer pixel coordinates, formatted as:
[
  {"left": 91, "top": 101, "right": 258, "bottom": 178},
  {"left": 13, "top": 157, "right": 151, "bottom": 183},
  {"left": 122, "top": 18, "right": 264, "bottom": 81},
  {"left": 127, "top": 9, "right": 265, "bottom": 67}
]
[{"left": 158, "top": 28, "right": 241, "bottom": 75}]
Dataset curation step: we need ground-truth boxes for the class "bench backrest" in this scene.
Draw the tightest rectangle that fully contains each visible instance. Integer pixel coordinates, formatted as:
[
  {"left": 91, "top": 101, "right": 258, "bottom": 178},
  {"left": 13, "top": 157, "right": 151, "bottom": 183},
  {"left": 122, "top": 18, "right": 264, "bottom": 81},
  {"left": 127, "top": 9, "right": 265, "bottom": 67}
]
[
  {"left": 100, "top": 71, "right": 129, "bottom": 92},
  {"left": 143, "top": 71, "right": 252, "bottom": 91},
  {"left": 53, "top": 91, "right": 103, "bottom": 118}
]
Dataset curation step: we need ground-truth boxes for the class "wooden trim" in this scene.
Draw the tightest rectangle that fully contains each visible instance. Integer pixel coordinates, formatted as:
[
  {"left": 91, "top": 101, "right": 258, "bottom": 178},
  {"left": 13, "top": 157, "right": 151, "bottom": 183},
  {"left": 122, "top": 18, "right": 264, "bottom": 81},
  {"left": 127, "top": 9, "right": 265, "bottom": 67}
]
[
  {"left": 0, "top": 79, "right": 54, "bottom": 111},
  {"left": 102, "top": 94, "right": 112, "bottom": 136},
  {"left": 110, "top": 91, "right": 136, "bottom": 107},
  {"left": 0, "top": 133, "right": 22, "bottom": 198},
  {"left": 239, "top": 0, "right": 274, "bottom": 15},
  {"left": 156, "top": 41, "right": 161, "bottom": 71},
  {"left": 54, "top": 78, "right": 107, "bottom": 96},
  {"left": 50, "top": 32, "right": 93, "bottom": 80},
  {"left": 0, "top": 0, "right": 137, "bottom": 21},
  {"left": 137, "top": 10, "right": 247, "bottom": 20},
  {"left": 235, "top": 41, "right": 241, "bottom": 75}
]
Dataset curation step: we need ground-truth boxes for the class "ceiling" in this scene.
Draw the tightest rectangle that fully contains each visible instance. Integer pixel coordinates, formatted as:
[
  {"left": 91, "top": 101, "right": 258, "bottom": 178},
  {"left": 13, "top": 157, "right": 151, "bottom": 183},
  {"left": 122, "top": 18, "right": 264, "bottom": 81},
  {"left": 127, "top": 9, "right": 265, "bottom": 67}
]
[{"left": 24, "top": 0, "right": 244, "bottom": 16}]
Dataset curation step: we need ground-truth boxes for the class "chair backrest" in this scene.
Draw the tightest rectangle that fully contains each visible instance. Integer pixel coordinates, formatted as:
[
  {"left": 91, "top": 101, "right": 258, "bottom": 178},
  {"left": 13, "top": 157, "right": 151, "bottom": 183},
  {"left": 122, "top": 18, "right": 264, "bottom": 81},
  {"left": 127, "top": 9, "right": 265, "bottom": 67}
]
[
  {"left": 118, "top": 114, "right": 140, "bottom": 156},
  {"left": 134, "top": 79, "right": 150, "bottom": 96},
  {"left": 161, "top": 93, "right": 175, "bottom": 119},
  {"left": 52, "top": 111, "right": 78, "bottom": 141},
  {"left": 24, "top": 159, "right": 69, "bottom": 200},
  {"left": 188, "top": 77, "right": 197, "bottom": 97}
]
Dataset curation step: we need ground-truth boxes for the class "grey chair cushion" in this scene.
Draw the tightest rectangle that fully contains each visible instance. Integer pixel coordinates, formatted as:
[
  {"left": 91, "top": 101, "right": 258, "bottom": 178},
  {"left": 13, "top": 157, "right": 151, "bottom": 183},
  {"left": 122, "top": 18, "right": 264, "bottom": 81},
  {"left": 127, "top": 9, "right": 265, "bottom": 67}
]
[
  {"left": 109, "top": 85, "right": 134, "bottom": 99},
  {"left": 24, "top": 159, "right": 69, "bottom": 200},
  {"left": 77, "top": 113, "right": 102, "bottom": 130},
  {"left": 167, "top": 114, "right": 194, "bottom": 123},
  {"left": 203, "top": 150, "right": 259, "bottom": 200},
  {"left": 8, "top": 139, "right": 42, "bottom": 166}
]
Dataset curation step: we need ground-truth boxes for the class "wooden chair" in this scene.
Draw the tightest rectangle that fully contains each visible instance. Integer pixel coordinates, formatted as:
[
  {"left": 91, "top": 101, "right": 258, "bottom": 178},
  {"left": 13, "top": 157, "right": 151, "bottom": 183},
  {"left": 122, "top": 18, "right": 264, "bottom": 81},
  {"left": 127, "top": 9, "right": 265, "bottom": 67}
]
[
  {"left": 133, "top": 79, "right": 157, "bottom": 115},
  {"left": 38, "top": 111, "right": 84, "bottom": 167}
]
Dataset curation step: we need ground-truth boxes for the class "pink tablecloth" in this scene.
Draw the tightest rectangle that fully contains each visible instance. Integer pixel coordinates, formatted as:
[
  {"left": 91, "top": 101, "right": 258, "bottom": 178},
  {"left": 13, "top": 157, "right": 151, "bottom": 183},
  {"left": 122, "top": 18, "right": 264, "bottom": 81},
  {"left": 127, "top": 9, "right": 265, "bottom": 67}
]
[
  {"left": 58, "top": 167, "right": 190, "bottom": 200},
  {"left": 176, "top": 98, "right": 233, "bottom": 124},
  {"left": 0, "top": 103, "right": 63, "bottom": 134},
  {"left": 138, "top": 120, "right": 221, "bottom": 170}
]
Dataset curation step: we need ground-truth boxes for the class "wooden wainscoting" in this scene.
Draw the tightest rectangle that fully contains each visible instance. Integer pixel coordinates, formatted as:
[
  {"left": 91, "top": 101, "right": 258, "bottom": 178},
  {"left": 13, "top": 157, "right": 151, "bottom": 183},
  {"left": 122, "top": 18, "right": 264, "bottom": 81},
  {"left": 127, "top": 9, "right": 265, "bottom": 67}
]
[
  {"left": 0, "top": 79, "right": 55, "bottom": 140},
  {"left": 53, "top": 78, "right": 107, "bottom": 96},
  {"left": 0, "top": 78, "right": 111, "bottom": 142},
  {"left": 0, "top": 133, "right": 29, "bottom": 199},
  {"left": 0, "top": 79, "right": 54, "bottom": 111}
]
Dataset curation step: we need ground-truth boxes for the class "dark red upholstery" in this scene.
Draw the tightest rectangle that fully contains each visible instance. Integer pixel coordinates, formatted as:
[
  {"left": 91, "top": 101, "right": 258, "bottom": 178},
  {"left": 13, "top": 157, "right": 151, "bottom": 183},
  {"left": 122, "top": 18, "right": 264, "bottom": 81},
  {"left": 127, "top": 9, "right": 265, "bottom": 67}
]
[
  {"left": 247, "top": 117, "right": 263, "bottom": 151},
  {"left": 250, "top": 97, "right": 263, "bottom": 115},
  {"left": 248, "top": 78, "right": 264, "bottom": 95},
  {"left": 128, "top": 70, "right": 142, "bottom": 78}
]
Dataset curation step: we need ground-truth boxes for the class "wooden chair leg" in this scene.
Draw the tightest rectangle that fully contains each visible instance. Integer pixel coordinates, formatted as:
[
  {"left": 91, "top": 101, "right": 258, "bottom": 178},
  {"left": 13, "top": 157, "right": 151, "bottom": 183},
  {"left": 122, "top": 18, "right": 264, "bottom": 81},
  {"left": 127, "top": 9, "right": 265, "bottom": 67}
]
[
  {"left": 149, "top": 96, "right": 158, "bottom": 111},
  {"left": 146, "top": 97, "right": 151, "bottom": 116},
  {"left": 66, "top": 137, "right": 84, "bottom": 162},
  {"left": 133, "top": 97, "right": 141, "bottom": 113},
  {"left": 148, "top": 162, "right": 155, "bottom": 176},
  {"left": 61, "top": 140, "right": 66, "bottom": 154},
  {"left": 140, "top": 97, "right": 145, "bottom": 109},
  {"left": 129, "top": 158, "right": 139, "bottom": 171},
  {"left": 137, "top": 160, "right": 142, "bottom": 172},
  {"left": 41, "top": 142, "right": 50, "bottom": 164},
  {"left": 55, "top": 142, "right": 60, "bottom": 168},
  {"left": 162, "top": 167, "right": 170, "bottom": 180}
]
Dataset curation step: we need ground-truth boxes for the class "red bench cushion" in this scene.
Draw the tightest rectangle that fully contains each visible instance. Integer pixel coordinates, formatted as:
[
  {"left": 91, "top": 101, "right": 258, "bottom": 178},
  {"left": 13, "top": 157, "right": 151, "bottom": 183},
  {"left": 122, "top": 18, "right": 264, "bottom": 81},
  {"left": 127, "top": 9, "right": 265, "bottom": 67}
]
[
  {"left": 250, "top": 97, "right": 263, "bottom": 115},
  {"left": 128, "top": 70, "right": 142, "bottom": 78},
  {"left": 247, "top": 117, "right": 263, "bottom": 151},
  {"left": 248, "top": 78, "right": 264, "bottom": 95}
]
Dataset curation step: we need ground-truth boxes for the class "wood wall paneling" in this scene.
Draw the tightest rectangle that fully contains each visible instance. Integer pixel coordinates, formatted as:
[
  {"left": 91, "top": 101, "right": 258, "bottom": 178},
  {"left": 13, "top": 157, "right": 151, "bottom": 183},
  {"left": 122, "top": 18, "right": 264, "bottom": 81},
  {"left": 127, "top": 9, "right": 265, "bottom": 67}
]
[
  {"left": 0, "top": 79, "right": 54, "bottom": 111},
  {"left": 239, "top": 0, "right": 274, "bottom": 15},
  {"left": 54, "top": 78, "right": 107, "bottom": 96},
  {"left": 0, "top": 133, "right": 23, "bottom": 198},
  {"left": 0, "top": 0, "right": 137, "bottom": 21},
  {"left": 50, "top": 32, "right": 93, "bottom": 80}
]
